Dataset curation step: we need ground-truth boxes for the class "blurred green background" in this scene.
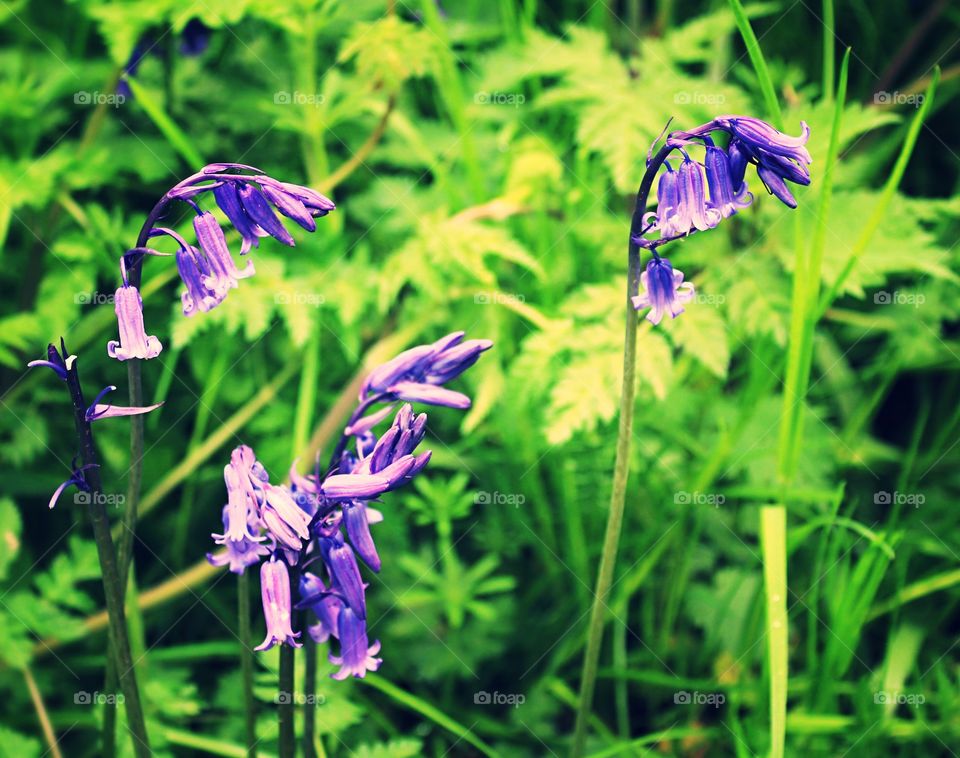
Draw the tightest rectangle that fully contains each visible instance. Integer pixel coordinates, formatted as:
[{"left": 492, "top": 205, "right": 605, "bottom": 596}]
[{"left": 0, "top": 0, "right": 958, "bottom": 755}]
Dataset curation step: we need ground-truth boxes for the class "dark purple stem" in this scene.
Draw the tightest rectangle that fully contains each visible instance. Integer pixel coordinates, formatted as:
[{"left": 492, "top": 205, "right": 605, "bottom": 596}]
[{"left": 62, "top": 343, "right": 152, "bottom": 757}]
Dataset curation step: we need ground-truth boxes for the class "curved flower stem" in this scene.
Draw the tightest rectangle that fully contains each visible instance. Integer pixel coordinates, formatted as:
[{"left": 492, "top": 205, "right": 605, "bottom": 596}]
[
  {"left": 570, "top": 144, "right": 673, "bottom": 758},
  {"left": 63, "top": 346, "right": 151, "bottom": 757},
  {"left": 239, "top": 570, "right": 257, "bottom": 758},
  {"left": 103, "top": 233, "right": 151, "bottom": 757}
]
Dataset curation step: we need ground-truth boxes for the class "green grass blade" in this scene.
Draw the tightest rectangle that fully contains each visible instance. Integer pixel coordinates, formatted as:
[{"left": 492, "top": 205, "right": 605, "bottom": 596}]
[
  {"left": 361, "top": 674, "right": 501, "bottom": 758},
  {"left": 822, "top": 0, "right": 835, "bottom": 100},
  {"left": 124, "top": 76, "right": 205, "bottom": 167},
  {"left": 761, "top": 504, "right": 788, "bottom": 758},
  {"left": 727, "top": 0, "right": 783, "bottom": 126},
  {"left": 819, "top": 67, "right": 940, "bottom": 313}
]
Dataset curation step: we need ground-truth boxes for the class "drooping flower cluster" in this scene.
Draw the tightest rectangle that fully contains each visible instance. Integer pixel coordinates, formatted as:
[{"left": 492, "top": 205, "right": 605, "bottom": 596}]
[
  {"left": 207, "top": 332, "right": 491, "bottom": 679},
  {"left": 632, "top": 115, "right": 811, "bottom": 324},
  {"left": 107, "top": 163, "right": 335, "bottom": 362}
]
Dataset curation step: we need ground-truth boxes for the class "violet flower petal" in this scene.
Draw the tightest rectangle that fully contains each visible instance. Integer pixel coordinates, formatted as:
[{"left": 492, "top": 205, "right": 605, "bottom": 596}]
[
  {"left": 342, "top": 501, "right": 381, "bottom": 572},
  {"left": 107, "top": 285, "right": 163, "bottom": 361},
  {"left": 238, "top": 183, "right": 295, "bottom": 246}
]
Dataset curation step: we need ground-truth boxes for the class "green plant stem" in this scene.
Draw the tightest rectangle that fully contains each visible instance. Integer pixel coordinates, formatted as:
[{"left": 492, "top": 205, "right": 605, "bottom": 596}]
[
  {"left": 239, "top": 571, "right": 257, "bottom": 758},
  {"left": 302, "top": 630, "right": 318, "bottom": 758},
  {"left": 103, "top": 216, "right": 153, "bottom": 758},
  {"left": 822, "top": 0, "right": 835, "bottom": 101},
  {"left": 570, "top": 145, "right": 672, "bottom": 758},
  {"left": 278, "top": 641, "right": 296, "bottom": 758},
  {"left": 64, "top": 346, "right": 151, "bottom": 757}
]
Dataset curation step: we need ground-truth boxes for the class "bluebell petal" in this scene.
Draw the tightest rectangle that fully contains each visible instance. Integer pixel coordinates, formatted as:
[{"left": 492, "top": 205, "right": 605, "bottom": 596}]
[
  {"left": 238, "top": 183, "right": 295, "bottom": 246},
  {"left": 343, "top": 501, "right": 381, "bottom": 572}
]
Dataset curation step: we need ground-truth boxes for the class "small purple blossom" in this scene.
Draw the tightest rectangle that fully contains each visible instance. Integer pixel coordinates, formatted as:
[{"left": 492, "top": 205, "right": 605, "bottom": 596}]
[
  {"left": 107, "top": 286, "right": 162, "bottom": 361},
  {"left": 675, "top": 156, "right": 721, "bottom": 234},
  {"left": 177, "top": 245, "right": 228, "bottom": 316},
  {"left": 238, "top": 183, "right": 295, "bottom": 246},
  {"left": 207, "top": 505, "right": 270, "bottom": 574},
  {"left": 360, "top": 331, "right": 492, "bottom": 408},
  {"left": 704, "top": 142, "right": 752, "bottom": 219},
  {"left": 254, "top": 557, "right": 301, "bottom": 651},
  {"left": 329, "top": 607, "right": 381, "bottom": 680},
  {"left": 193, "top": 211, "right": 255, "bottom": 293},
  {"left": 261, "top": 484, "right": 311, "bottom": 551},
  {"left": 631, "top": 257, "right": 695, "bottom": 325}
]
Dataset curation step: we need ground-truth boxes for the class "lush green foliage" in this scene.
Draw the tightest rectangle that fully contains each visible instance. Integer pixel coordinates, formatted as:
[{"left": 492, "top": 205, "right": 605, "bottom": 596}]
[{"left": 1, "top": 0, "right": 958, "bottom": 755}]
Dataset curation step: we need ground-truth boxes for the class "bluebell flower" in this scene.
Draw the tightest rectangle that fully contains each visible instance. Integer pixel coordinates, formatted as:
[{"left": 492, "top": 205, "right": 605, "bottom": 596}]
[
  {"left": 176, "top": 245, "right": 228, "bottom": 316},
  {"left": 631, "top": 257, "right": 695, "bottom": 325},
  {"left": 221, "top": 446, "right": 267, "bottom": 543},
  {"left": 360, "top": 332, "right": 492, "bottom": 409},
  {"left": 261, "top": 484, "right": 312, "bottom": 552},
  {"left": 208, "top": 506, "right": 270, "bottom": 574},
  {"left": 238, "top": 183, "right": 296, "bottom": 247},
  {"left": 297, "top": 573, "right": 343, "bottom": 643},
  {"left": 254, "top": 557, "right": 302, "bottom": 651},
  {"left": 675, "top": 156, "right": 721, "bottom": 233},
  {"left": 193, "top": 211, "right": 255, "bottom": 292},
  {"left": 321, "top": 536, "right": 368, "bottom": 618},
  {"left": 703, "top": 142, "right": 752, "bottom": 219},
  {"left": 207, "top": 332, "right": 489, "bottom": 676},
  {"left": 110, "top": 164, "right": 335, "bottom": 360},
  {"left": 342, "top": 501, "right": 381, "bottom": 572},
  {"left": 669, "top": 116, "right": 811, "bottom": 209},
  {"left": 653, "top": 163, "right": 684, "bottom": 238},
  {"left": 329, "top": 607, "right": 381, "bottom": 680},
  {"left": 107, "top": 286, "right": 162, "bottom": 360},
  {"left": 213, "top": 182, "right": 263, "bottom": 255}
]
